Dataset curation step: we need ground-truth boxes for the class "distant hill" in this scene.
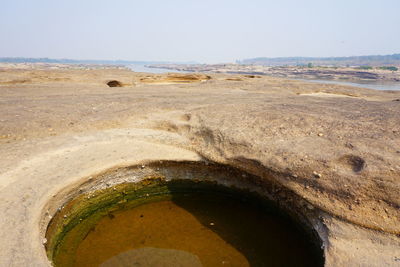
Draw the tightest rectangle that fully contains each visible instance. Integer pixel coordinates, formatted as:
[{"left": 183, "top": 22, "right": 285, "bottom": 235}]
[
  {"left": 238, "top": 54, "right": 400, "bottom": 67},
  {"left": 0, "top": 57, "right": 196, "bottom": 65}
]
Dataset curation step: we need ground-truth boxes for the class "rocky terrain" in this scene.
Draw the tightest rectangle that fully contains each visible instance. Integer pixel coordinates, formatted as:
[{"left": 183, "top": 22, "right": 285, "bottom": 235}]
[
  {"left": 148, "top": 63, "right": 400, "bottom": 82},
  {"left": 0, "top": 63, "right": 399, "bottom": 266}
]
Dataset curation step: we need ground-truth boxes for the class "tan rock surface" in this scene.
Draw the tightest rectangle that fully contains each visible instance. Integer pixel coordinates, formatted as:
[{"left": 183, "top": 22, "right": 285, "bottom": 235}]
[{"left": 0, "top": 65, "right": 399, "bottom": 266}]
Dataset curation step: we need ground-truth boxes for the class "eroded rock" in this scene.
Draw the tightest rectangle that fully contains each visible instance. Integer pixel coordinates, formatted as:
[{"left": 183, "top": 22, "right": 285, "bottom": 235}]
[{"left": 0, "top": 66, "right": 399, "bottom": 266}]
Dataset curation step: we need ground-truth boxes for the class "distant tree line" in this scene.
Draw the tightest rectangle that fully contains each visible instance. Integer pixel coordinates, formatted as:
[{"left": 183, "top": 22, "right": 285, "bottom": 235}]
[
  {"left": 239, "top": 54, "right": 400, "bottom": 67},
  {"left": 379, "top": 66, "right": 398, "bottom": 71}
]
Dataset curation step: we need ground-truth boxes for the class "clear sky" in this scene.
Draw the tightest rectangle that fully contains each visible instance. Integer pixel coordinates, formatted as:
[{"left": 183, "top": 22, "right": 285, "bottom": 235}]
[{"left": 1, "top": 0, "right": 399, "bottom": 63}]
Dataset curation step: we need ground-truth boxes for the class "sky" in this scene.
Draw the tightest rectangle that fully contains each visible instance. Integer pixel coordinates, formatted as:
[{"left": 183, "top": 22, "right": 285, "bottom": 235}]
[{"left": 1, "top": 0, "right": 399, "bottom": 63}]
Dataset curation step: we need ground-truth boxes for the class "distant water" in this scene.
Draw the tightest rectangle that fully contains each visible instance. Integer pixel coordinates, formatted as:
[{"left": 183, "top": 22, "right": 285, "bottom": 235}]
[
  {"left": 298, "top": 78, "right": 400, "bottom": 91},
  {"left": 126, "top": 64, "right": 186, "bottom": 74}
]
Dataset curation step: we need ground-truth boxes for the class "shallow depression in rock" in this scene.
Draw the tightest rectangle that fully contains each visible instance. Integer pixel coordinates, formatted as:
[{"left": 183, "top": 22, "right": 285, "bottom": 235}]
[{"left": 45, "top": 168, "right": 324, "bottom": 267}]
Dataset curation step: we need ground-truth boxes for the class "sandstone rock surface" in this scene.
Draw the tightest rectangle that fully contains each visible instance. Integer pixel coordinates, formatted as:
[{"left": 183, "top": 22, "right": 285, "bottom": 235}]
[{"left": 0, "top": 65, "right": 399, "bottom": 266}]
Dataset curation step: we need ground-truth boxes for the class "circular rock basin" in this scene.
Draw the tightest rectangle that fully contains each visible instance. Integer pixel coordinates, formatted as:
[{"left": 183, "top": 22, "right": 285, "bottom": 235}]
[{"left": 45, "top": 177, "right": 324, "bottom": 266}]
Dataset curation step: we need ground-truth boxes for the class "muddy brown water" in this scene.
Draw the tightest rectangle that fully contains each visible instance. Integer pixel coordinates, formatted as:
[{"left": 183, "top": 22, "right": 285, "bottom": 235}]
[{"left": 51, "top": 189, "right": 323, "bottom": 267}]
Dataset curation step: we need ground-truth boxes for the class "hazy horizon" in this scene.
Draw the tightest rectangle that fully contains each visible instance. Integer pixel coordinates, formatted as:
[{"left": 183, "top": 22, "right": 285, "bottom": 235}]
[{"left": 1, "top": 0, "right": 399, "bottom": 63}]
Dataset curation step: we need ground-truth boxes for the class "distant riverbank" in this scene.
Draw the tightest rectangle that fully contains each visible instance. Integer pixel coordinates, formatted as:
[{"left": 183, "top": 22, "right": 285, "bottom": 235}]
[{"left": 127, "top": 64, "right": 186, "bottom": 73}]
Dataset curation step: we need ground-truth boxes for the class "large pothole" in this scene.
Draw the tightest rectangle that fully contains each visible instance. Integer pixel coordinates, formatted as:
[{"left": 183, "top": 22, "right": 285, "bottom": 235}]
[{"left": 44, "top": 161, "right": 324, "bottom": 266}]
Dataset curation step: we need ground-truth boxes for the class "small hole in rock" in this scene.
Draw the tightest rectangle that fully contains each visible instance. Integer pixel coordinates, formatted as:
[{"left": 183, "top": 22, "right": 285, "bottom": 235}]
[{"left": 107, "top": 80, "right": 122, "bottom": 87}]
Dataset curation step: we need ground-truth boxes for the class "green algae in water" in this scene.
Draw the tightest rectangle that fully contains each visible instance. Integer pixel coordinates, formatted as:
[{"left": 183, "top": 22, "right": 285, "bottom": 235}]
[{"left": 46, "top": 180, "right": 324, "bottom": 267}]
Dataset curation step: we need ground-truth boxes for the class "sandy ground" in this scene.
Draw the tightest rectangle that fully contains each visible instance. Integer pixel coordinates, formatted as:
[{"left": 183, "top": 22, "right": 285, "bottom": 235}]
[{"left": 0, "top": 65, "right": 399, "bottom": 266}]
